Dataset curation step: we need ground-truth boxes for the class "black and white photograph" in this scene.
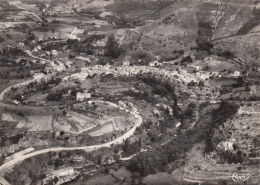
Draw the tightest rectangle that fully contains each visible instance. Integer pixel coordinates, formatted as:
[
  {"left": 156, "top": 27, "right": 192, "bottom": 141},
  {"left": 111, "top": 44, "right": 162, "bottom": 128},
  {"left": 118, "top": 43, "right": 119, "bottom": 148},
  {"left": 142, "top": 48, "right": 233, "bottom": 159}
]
[{"left": 0, "top": 0, "right": 259, "bottom": 184}]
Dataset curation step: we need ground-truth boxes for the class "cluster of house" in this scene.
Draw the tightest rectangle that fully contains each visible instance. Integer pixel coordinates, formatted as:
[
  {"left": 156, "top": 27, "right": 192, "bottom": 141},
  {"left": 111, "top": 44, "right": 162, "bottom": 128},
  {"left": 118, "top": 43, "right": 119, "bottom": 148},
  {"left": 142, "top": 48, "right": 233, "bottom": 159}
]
[
  {"left": 216, "top": 105, "right": 260, "bottom": 157},
  {"left": 44, "top": 60, "right": 66, "bottom": 73},
  {"left": 76, "top": 92, "right": 91, "bottom": 101},
  {"left": 216, "top": 139, "right": 236, "bottom": 151},
  {"left": 44, "top": 5, "right": 75, "bottom": 15},
  {"left": 42, "top": 167, "right": 78, "bottom": 185},
  {"left": 118, "top": 100, "right": 139, "bottom": 113},
  {"left": 155, "top": 103, "right": 173, "bottom": 115},
  {"left": 66, "top": 64, "right": 218, "bottom": 84},
  {"left": 75, "top": 56, "right": 91, "bottom": 63},
  {"left": 149, "top": 60, "right": 162, "bottom": 67},
  {"left": 186, "top": 85, "right": 220, "bottom": 102},
  {"left": 46, "top": 49, "right": 58, "bottom": 57},
  {"left": 52, "top": 167, "right": 74, "bottom": 177}
]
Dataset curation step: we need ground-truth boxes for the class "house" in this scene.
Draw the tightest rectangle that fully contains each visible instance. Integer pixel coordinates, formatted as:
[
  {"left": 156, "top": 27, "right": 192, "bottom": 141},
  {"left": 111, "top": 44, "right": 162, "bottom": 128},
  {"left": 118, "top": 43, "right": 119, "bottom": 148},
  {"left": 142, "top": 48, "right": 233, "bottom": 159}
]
[
  {"left": 123, "top": 56, "right": 132, "bottom": 66},
  {"left": 32, "top": 45, "right": 42, "bottom": 53},
  {"left": 154, "top": 55, "right": 161, "bottom": 60},
  {"left": 76, "top": 56, "right": 91, "bottom": 63},
  {"left": 123, "top": 60, "right": 131, "bottom": 66},
  {"left": 18, "top": 42, "right": 25, "bottom": 47},
  {"left": 216, "top": 140, "right": 234, "bottom": 151},
  {"left": 211, "top": 72, "right": 219, "bottom": 77},
  {"left": 65, "top": 60, "right": 72, "bottom": 68},
  {"left": 33, "top": 73, "right": 45, "bottom": 81},
  {"left": 71, "top": 155, "right": 84, "bottom": 162},
  {"left": 231, "top": 71, "right": 241, "bottom": 77},
  {"left": 51, "top": 50, "right": 58, "bottom": 56},
  {"left": 176, "top": 122, "right": 181, "bottom": 128},
  {"left": 104, "top": 63, "right": 111, "bottom": 70},
  {"left": 149, "top": 60, "right": 161, "bottom": 67},
  {"left": 46, "top": 51, "right": 51, "bottom": 56},
  {"left": 118, "top": 101, "right": 127, "bottom": 108},
  {"left": 76, "top": 92, "right": 91, "bottom": 101},
  {"left": 132, "top": 107, "right": 139, "bottom": 113},
  {"left": 9, "top": 1, "right": 22, "bottom": 6},
  {"left": 13, "top": 100, "right": 20, "bottom": 105},
  {"left": 52, "top": 167, "right": 74, "bottom": 177},
  {"left": 153, "top": 109, "right": 161, "bottom": 117},
  {"left": 149, "top": 62, "right": 155, "bottom": 67}
]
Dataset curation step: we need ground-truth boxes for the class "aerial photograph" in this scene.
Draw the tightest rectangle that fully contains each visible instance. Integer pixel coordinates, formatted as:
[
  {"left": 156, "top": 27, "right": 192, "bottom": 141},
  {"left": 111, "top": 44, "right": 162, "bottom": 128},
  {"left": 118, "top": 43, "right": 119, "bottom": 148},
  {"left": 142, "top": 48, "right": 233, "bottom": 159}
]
[{"left": 0, "top": 0, "right": 259, "bottom": 184}]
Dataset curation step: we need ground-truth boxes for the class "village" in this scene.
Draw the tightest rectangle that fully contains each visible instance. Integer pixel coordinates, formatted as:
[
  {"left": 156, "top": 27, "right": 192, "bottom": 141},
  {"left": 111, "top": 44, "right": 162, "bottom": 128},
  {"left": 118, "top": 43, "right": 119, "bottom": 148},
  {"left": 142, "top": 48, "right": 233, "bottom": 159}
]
[
  {"left": 1, "top": 0, "right": 260, "bottom": 185},
  {"left": 0, "top": 27, "right": 247, "bottom": 183}
]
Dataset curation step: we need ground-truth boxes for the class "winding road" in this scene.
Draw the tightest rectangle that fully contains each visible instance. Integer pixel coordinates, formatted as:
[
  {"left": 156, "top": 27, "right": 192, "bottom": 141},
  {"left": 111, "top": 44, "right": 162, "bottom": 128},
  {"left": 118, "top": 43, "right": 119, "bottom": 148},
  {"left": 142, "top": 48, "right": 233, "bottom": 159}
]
[
  {"left": 0, "top": 97, "right": 142, "bottom": 185},
  {"left": 0, "top": 53, "right": 143, "bottom": 185},
  {"left": 0, "top": 107, "right": 142, "bottom": 185}
]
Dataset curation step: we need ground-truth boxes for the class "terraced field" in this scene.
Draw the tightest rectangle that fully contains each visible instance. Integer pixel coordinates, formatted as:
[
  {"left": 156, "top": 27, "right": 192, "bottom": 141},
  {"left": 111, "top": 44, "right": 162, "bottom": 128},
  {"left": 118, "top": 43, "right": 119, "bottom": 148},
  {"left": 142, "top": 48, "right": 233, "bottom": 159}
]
[
  {"left": 183, "top": 103, "right": 260, "bottom": 184},
  {"left": 52, "top": 102, "right": 136, "bottom": 135}
]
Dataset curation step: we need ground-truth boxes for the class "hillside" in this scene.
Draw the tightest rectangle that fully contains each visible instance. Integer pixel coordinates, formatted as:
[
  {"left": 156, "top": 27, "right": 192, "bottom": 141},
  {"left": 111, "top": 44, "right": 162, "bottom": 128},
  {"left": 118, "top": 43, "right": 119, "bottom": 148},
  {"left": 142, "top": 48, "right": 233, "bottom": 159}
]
[
  {"left": 16, "top": 0, "right": 260, "bottom": 65},
  {"left": 1, "top": 0, "right": 260, "bottom": 185},
  {"left": 132, "top": 0, "right": 260, "bottom": 65}
]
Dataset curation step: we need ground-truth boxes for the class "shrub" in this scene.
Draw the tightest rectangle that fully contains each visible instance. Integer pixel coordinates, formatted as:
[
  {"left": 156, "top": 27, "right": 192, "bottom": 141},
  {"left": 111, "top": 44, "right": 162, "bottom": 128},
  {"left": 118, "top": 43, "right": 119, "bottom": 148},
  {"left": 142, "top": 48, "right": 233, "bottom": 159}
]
[
  {"left": 47, "top": 91, "right": 62, "bottom": 101},
  {"left": 105, "top": 34, "right": 120, "bottom": 58}
]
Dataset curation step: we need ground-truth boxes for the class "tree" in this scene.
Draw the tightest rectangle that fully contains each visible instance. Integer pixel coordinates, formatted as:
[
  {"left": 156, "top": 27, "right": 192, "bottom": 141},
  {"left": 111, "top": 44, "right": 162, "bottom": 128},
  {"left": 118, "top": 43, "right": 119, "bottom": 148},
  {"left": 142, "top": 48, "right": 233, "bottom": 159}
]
[
  {"left": 253, "top": 136, "right": 260, "bottom": 148},
  {"left": 60, "top": 131, "right": 65, "bottom": 136},
  {"left": 198, "top": 81, "right": 205, "bottom": 87},
  {"left": 123, "top": 139, "right": 130, "bottom": 152},
  {"left": 180, "top": 56, "right": 193, "bottom": 65},
  {"left": 204, "top": 138, "right": 214, "bottom": 154},
  {"left": 71, "top": 89, "right": 77, "bottom": 97},
  {"left": 106, "top": 34, "right": 120, "bottom": 58},
  {"left": 237, "top": 77, "right": 244, "bottom": 87},
  {"left": 39, "top": 173, "right": 47, "bottom": 180},
  {"left": 218, "top": 181, "right": 228, "bottom": 185},
  {"left": 54, "top": 158, "right": 64, "bottom": 169},
  {"left": 47, "top": 91, "right": 62, "bottom": 101},
  {"left": 58, "top": 151, "right": 67, "bottom": 158},
  {"left": 53, "top": 176, "right": 59, "bottom": 183},
  {"left": 97, "top": 154, "right": 103, "bottom": 165},
  {"left": 25, "top": 30, "right": 36, "bottom": 45},
  {"left": 138, "top": 137, "right": 142, "bottom": 147},
  {"left": 14, "top": 94, "right": 22, "bottom": 101}
]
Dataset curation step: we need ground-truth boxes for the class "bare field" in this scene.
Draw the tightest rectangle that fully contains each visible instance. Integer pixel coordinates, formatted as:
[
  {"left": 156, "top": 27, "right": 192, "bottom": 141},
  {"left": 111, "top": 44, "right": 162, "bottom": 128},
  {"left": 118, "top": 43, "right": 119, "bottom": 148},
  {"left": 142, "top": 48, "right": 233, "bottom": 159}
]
[
  {"left": 28, "top": 115, "right": 53, "bottom": 131},
  {"left": 88, "top": 121, "right": 114, "bottom": 137}
]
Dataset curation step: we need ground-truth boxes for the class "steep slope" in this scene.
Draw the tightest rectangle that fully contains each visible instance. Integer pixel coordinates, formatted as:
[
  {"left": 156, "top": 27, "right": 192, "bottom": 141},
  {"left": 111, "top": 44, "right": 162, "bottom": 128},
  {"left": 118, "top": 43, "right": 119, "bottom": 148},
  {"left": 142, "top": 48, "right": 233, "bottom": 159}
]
[{"left": 134, "top": 0, "right": 260, "bottom": 64}]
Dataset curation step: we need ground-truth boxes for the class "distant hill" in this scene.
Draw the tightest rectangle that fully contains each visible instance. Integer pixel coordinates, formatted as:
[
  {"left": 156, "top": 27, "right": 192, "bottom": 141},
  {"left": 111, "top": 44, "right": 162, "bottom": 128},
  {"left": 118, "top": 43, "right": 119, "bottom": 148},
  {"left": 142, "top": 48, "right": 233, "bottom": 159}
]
[
  {"left": 14, "top": 0, "right": 260, "bottom": 64},
  {"left": 133, "top": 0, "right": 260, "bottom": 65}
]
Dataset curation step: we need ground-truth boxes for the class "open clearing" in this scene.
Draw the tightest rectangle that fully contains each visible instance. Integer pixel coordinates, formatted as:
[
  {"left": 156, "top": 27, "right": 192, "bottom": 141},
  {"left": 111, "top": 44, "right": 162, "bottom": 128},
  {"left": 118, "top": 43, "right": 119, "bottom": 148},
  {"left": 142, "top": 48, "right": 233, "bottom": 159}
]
[
  {"left": 28, "top": 115, "right": 53, "bottom": 131},
  {"left": 88, "top": 121, "right": 114, "bottom": 137}
]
